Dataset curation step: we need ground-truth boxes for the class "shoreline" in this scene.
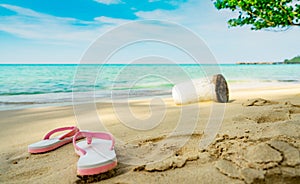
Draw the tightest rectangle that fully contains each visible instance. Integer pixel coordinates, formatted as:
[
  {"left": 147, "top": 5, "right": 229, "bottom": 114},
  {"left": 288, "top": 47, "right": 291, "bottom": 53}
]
[
  {"left": 0, "top": 84, "right": 300, "bottom": 183},
  {"left": 1, "top": 82, "right": 300, "bottom": 111}
]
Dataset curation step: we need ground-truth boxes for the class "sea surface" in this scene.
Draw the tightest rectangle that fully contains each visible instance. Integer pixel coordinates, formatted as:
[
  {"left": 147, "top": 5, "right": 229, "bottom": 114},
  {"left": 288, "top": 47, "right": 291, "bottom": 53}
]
[{"left": 0, "top": 64, "right": 299, "bottom": 110}]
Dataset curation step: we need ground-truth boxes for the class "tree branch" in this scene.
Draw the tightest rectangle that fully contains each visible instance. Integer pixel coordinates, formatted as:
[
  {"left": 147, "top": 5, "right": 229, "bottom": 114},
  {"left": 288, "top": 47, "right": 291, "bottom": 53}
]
[
  {"left": 278, "top": 1, "right": 294, "bottom": 25},
  {"left": 213, "top": 0, "right": 300, "bottom": 30},
  {"left": 241, "top": 6, "right": 275, "bottom": 27}
]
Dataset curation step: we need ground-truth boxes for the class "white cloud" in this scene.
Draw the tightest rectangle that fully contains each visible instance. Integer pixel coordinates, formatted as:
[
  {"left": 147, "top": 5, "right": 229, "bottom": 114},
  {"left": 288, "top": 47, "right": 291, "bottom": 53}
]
[
  {"left": 0, "top": 4, "right": 130, "bottom": 45},
  {"left": 0, "top": 1, "right": 299, "bottom": 63},
  {"left": 134, "top": 0, "right": 300, "bottom": 63},
  {"left": 135, "top": 0, "right": 232, "bottom": 26},
  {"left": 136, "top": 9, "right": 184, "bottom": 22},
  {"left": 94, "top": 16, "right": 130, "bottom": 25},
  {"left": 94, "top": 0, "right": 123, "bottom": 5}
]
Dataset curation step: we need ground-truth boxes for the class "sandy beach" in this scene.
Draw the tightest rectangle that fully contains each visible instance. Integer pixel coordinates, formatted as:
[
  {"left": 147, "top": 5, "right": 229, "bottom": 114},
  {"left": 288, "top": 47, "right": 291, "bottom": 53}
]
[{"left": 0, "top": 84, "right": 300, "bottom": 184}]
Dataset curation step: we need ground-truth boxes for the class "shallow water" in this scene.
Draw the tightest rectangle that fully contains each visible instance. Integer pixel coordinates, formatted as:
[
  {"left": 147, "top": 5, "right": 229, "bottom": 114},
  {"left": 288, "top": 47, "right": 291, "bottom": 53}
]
[{"left": 0, "top": 64, "right": 299, "bottom": 110}]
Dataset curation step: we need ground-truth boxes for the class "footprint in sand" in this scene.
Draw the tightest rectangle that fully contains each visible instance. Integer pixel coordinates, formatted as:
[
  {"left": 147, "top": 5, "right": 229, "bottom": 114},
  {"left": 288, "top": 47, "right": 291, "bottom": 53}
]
[
  {"left": 268, "top": 140, "right": 300, "bottom": 167},
  {"left": 209, "top": 134, "right": 300, "bottom": 184},
  {"left": 234, "top": 98, "right": 300, "bottom": 124},
  {"left": 233, "top": 107, "right": 291, "bottom": 123},
  {"left": 130, "top": 133, "right": 210, "bottom": 172},
  {"left": 242, "top": 98, "right": 278, "bottom": 107},
  {"left": 215, "top": 159, "right": 265, "bottom": 183}
]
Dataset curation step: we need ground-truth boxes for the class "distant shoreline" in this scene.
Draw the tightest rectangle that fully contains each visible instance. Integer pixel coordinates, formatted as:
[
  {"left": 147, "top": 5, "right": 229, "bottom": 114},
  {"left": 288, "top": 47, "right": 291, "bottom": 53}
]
[
  {"left": 237, "top": 56, "right": 300, "bottom": 65},
  {"left": 236, "top": 62, "right": 300, "bottom": 65}
]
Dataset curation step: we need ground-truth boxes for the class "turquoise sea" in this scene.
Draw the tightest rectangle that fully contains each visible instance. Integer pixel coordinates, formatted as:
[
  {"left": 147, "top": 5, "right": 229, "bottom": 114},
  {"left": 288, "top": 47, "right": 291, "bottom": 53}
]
[{"left": 1, "top": 64, "right": 300, "bottom": 110}]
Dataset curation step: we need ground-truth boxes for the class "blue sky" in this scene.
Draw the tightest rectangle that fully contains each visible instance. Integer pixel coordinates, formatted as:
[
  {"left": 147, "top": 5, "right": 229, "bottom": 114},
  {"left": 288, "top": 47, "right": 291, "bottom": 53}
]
[{"left": 0, "top": 0, "right": 299, "bottom": 64}]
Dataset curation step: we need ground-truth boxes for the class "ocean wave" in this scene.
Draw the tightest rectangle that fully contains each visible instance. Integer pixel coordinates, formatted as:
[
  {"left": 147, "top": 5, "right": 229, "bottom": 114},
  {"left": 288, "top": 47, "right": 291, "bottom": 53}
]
[
  {"left": 0, "top": 101, "right": 38, "bottom": 105},
  {"left": 228, "top": 79, "right": 300, "bottom": 83},
  {"left": 1, "top": 64, "right": 300, "bottom": 110},
  {"left": 0, "top": 89, "right": 172, "bottom": 111}
]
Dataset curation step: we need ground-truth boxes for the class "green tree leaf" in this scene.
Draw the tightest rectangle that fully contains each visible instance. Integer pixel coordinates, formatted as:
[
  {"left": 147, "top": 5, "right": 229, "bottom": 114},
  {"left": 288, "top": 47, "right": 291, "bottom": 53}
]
[{"left": 213, "top": 0, "right": 300, "bottom": 30}]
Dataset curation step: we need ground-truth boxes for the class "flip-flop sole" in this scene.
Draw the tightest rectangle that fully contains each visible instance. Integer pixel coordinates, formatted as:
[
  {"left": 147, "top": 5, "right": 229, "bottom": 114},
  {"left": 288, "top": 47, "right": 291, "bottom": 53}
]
[
  {"left": 77, "top": 160, "right": 117, "bottom": 176},
  {"left": 28, "top": 138, "right": 73, "bottom": 153}
]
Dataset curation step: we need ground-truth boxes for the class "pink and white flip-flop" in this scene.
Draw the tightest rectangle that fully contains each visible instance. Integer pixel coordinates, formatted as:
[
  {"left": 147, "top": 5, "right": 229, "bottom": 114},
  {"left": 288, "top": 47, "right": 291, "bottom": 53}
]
[
  {"left": 28, "top": 126, "right": 80, "bottom": 153},
  {"left": 73, "top": 131, "right": 117, "bottom": 176}
]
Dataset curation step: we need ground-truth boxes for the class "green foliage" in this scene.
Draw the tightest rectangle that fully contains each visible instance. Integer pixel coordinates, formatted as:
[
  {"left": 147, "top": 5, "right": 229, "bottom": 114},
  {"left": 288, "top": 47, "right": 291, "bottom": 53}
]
[
  {"left": 214, "top": 0, "right": 300, "bottom": 30},
  {"left": 284, "top": 56, "right": 300, "bottom": 63}
]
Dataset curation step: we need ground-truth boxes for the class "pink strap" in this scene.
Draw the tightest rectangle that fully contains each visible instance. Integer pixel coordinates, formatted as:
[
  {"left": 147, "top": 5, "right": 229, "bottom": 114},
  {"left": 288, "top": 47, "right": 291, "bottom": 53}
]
[
  {"left": 43, "top": 126, "right": 79, "bottom": 140},
  {"left": 73, "top": 131, "right": 115, "bottom": 155}
]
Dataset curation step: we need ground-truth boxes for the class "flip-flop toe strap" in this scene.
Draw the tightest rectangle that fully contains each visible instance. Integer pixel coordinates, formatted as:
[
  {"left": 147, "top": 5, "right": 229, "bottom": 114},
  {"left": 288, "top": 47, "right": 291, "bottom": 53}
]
[
  {"left": 73, "top": 131, "right": 115, "bottom": 155},
  {"left": 43, "top": 126, "right": 79, "bottom": 140}
]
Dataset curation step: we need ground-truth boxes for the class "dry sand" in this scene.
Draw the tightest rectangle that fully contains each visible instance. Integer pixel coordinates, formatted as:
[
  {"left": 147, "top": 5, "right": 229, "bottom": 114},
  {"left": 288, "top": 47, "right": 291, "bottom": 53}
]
[{"left": 0, "top": 84, "right": 300, "bottom": 184}]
